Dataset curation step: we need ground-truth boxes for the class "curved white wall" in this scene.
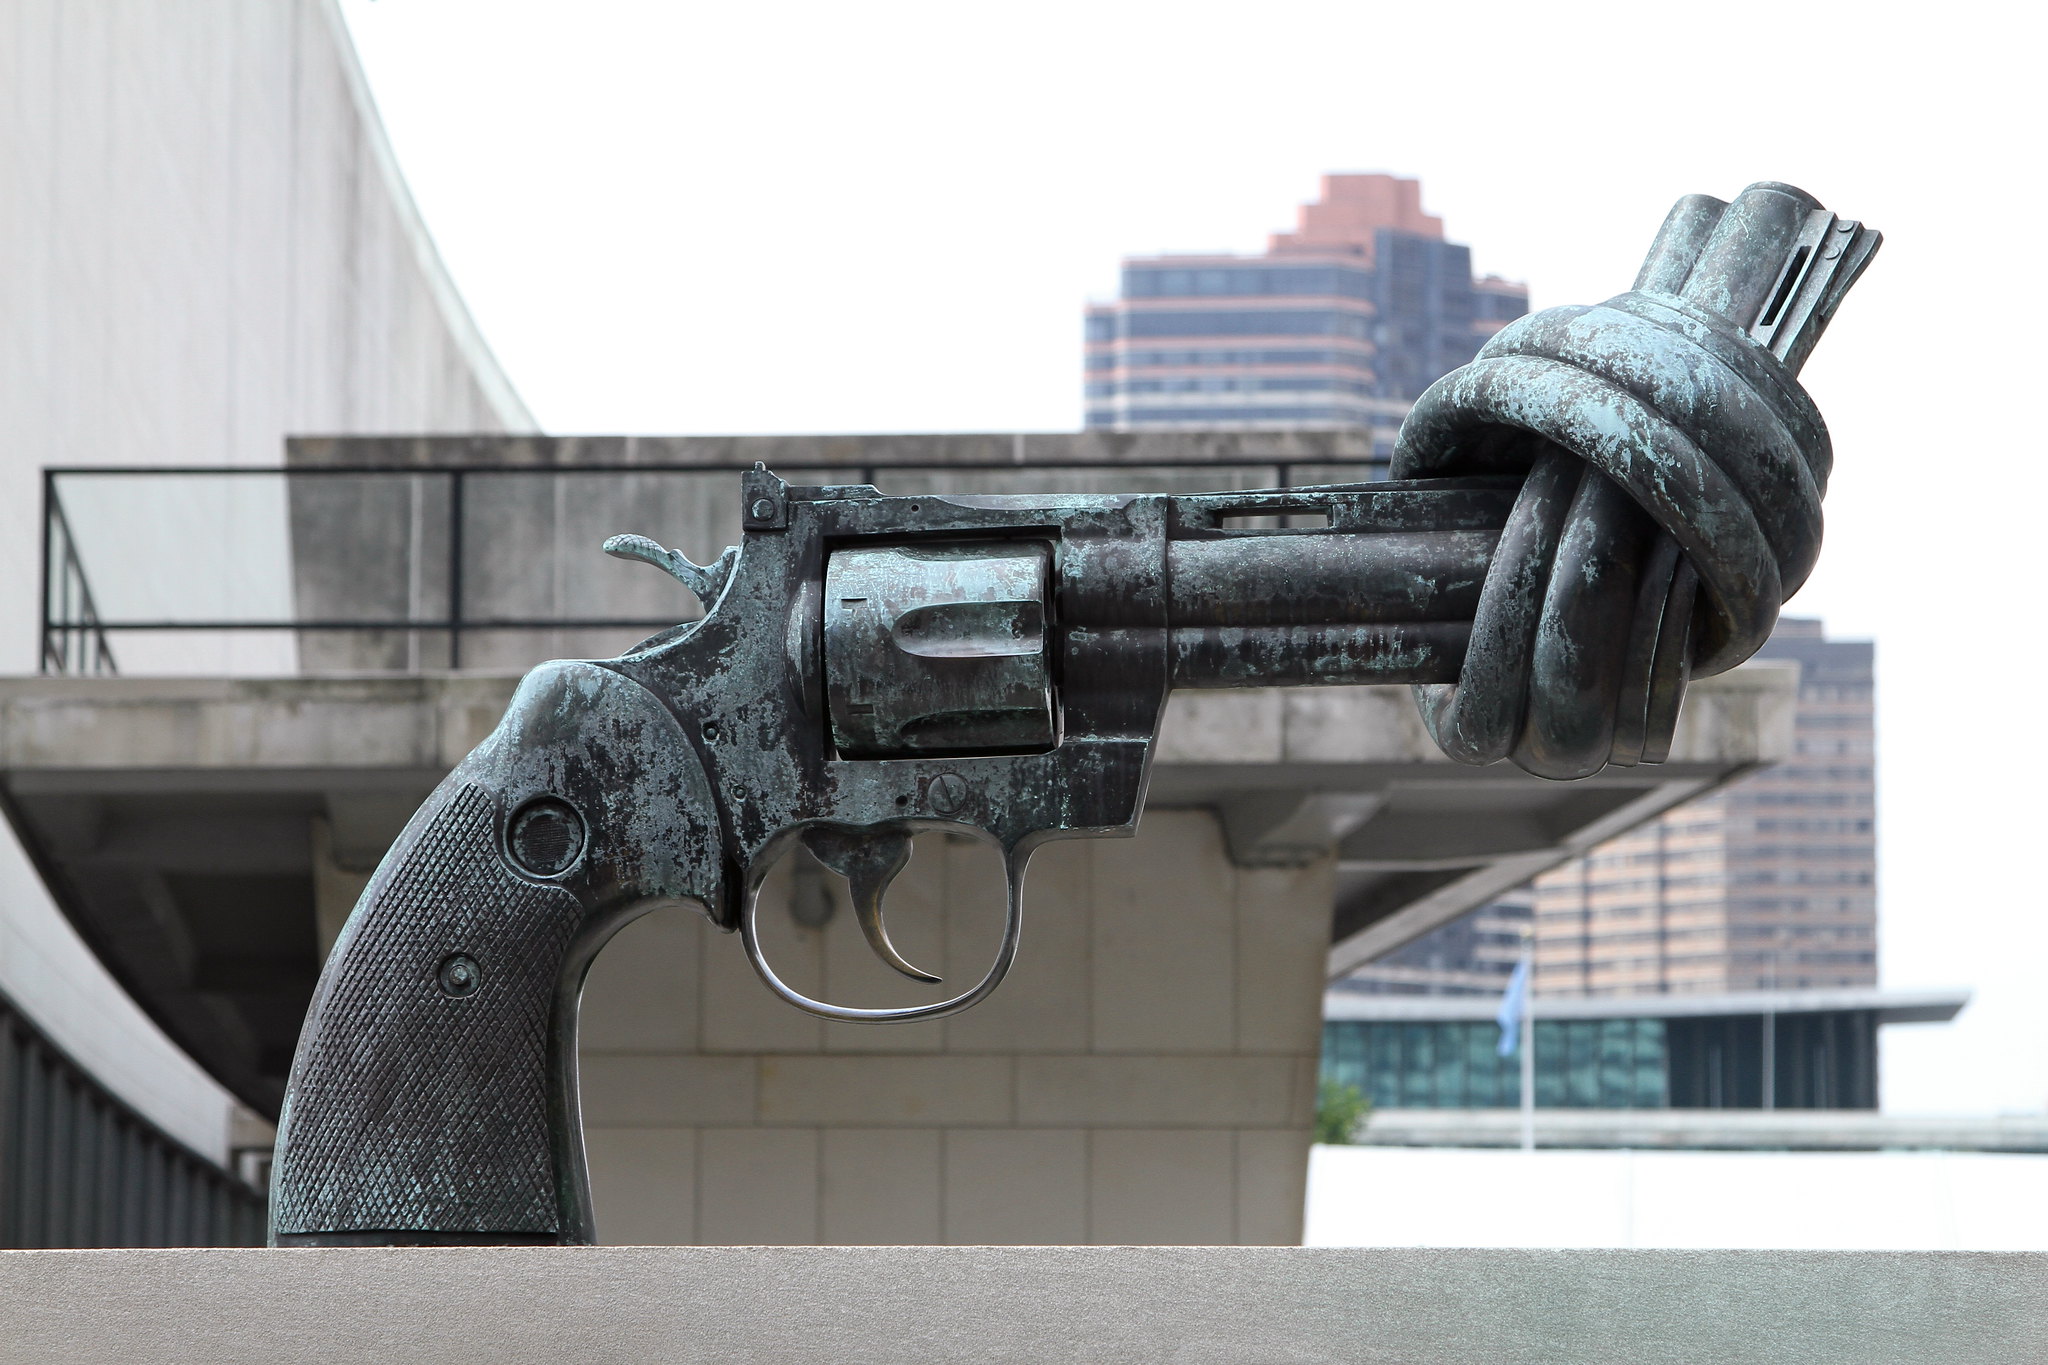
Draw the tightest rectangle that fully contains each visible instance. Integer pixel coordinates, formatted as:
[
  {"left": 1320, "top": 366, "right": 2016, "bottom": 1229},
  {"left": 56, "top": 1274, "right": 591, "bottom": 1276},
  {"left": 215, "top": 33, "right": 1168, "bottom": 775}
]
[{"left": 0, "top": 0, "right": 533, "bottom": 1158}]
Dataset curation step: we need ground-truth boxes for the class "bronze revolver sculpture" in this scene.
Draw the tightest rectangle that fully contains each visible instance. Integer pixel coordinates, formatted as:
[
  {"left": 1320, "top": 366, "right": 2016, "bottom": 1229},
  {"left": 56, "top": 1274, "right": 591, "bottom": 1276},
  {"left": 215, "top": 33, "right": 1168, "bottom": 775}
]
[{"left": 269, "top": 182, "right": 1878, "bottom": 1245}]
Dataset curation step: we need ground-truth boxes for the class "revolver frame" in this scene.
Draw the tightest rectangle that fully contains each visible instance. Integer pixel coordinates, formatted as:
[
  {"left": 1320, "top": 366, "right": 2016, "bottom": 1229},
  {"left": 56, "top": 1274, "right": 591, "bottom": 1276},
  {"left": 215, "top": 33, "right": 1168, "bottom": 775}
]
[{"left": 604, "top": 466, "right": 1512, "bottom": 1020}]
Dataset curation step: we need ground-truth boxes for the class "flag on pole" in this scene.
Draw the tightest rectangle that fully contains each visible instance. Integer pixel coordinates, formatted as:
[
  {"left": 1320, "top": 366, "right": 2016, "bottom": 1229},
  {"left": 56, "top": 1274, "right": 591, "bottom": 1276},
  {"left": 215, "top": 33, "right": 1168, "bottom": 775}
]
[{"left": 1496, "top": 956, "right": 1530, "bottom": 1057}]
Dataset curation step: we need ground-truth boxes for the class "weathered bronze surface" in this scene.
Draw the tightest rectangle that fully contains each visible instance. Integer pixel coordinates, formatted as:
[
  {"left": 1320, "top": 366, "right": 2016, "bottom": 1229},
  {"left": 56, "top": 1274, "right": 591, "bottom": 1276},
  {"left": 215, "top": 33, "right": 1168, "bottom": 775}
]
[{"left": 269, "top": 182, "right": 1877, "bottom": 1246}]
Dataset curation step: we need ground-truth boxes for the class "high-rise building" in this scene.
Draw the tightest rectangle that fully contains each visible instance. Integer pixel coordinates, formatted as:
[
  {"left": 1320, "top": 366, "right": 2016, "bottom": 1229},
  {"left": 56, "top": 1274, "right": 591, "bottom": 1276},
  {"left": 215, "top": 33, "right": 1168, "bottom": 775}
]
[
  {"left": 1339, "top": 894, "right": 1533, "bottom": 997},
  {"left": 1083, "top": 174, "right": 1527, "bottom": 443},
  {"left": 1338, "top": 618, "right": 1876, "bottom": 1000},
  {"left": 1533, "top": 619, "right": 1876, "bottom": 997}
]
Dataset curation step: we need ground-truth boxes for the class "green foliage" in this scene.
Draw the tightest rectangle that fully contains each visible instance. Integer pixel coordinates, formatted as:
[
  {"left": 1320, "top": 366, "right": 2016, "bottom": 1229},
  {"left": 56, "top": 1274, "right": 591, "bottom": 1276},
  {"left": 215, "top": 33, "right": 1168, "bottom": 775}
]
[{"left": 1314, "top": 1079, "right": 1371, "bottom": 1145}]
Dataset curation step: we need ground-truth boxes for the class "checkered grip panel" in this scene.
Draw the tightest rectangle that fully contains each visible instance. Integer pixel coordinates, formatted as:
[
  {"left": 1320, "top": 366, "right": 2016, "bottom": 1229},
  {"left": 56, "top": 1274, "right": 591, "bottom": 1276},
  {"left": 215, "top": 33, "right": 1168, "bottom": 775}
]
[{"left": 271, "top": 784, "right": 581, "bottom": 1236}]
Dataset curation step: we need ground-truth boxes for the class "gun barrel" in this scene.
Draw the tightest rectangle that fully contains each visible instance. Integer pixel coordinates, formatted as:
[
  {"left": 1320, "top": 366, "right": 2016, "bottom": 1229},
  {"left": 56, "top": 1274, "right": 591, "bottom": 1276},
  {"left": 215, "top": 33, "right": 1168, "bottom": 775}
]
[
  {"left": 1167, "top": 622, "right": 1469, "bottom": 688},
  {"left": 1164, "top": 529, "right": 1496, "bottom": 629},
  {"left": 1152, "top": 486, "right": 1507, "bottom": 688}
]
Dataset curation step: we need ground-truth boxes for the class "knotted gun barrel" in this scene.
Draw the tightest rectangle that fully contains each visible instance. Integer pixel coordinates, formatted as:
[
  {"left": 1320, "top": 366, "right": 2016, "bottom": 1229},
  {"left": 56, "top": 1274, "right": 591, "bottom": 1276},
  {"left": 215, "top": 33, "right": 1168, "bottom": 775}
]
[
  {"left": 824, "top": 185, "right": 1878, "bottom": 783},
  {"left": 269, "top": 182, "right": 1876, "bottom": 1247},
  {"left": 1398, "top": 181, "right": 1879, "bottom": 776}
]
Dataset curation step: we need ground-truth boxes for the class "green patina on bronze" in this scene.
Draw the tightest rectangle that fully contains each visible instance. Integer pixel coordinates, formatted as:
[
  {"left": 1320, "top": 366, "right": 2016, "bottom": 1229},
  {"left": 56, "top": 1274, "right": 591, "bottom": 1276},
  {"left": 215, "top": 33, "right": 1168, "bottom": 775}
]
[{"left": 270, "top": 183, "right": 1879, "bottom": 1245}]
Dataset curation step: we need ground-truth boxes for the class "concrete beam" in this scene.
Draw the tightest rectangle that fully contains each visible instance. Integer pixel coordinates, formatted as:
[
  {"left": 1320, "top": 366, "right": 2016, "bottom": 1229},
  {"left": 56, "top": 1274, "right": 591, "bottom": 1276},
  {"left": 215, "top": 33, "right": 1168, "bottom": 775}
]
[
  {"left": 1325, "top": 986, "right": 1972, "bottom": 1025},
  {"left": 1356, "top": 1109, "right": 2048, "bottom": 1153},
  {"left": 0, "top": 673, "right": 515, "bottom": 777}
]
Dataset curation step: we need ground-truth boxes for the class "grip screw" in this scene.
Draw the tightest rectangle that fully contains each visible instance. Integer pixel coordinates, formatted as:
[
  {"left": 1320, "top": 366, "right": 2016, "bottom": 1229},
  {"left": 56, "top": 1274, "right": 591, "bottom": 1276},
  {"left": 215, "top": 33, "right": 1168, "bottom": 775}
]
[
  {"left": 927, "top": 772, "right": 968, "bottom": 815},
  {"left": 507, "top": 796, "right": 586, "bottom": 877},
  {"left": 437, "top": 954, "right": 480, "bottom": 998}
]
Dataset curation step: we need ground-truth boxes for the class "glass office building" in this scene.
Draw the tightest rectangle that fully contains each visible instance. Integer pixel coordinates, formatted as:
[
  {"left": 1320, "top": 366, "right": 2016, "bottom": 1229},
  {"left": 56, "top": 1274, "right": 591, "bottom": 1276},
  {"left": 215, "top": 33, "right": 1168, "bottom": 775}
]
[
  {"left": 1320, "top": 988, "right": 1965, "bottom": 1112},
  {"left": 1324, "top": 1016, "right": 1668, "bottom": 1111}
]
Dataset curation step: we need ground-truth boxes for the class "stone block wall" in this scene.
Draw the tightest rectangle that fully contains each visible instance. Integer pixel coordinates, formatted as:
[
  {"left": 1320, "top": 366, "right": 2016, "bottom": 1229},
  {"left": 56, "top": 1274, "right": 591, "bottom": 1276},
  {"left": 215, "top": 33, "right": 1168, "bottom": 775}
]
[{"left": 577, "top": 809, "right": 1332, "bottom": 1245}]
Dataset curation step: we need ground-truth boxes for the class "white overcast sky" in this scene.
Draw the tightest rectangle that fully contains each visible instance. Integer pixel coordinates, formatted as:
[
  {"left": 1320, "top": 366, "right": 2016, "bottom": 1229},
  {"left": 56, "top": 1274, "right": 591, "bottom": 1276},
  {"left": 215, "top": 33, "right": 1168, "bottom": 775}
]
[{"left": 339, "top": 0, "right": 2044, "bottom": 1116}]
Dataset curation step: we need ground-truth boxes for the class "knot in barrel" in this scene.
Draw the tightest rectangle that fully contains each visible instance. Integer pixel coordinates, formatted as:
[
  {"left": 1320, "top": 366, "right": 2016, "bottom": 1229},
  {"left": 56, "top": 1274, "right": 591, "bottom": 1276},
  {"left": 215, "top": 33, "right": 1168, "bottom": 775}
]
[{"left": 1391, "top": 182, "right": 1879, "bottom": 779}]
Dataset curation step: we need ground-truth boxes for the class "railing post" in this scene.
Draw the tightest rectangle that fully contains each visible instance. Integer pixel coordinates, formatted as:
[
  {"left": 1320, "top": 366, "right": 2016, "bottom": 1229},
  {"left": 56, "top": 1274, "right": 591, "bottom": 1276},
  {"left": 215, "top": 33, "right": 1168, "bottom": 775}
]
[
  {"left": 448, "top": 468, "right": 465, "bottom": 670},
  {"left": 0, "top": 1013, "right": 15, "bottom": 1248},
  {"left": 37, "top": 471, "right": 53, "bottom": 674}
]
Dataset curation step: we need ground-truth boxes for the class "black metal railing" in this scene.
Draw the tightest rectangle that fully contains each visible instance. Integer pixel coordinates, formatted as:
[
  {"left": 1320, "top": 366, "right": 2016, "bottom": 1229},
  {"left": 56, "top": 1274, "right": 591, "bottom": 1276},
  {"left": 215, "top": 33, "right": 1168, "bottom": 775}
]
[
  {"left": 39, "top": 456, "right": 1389, "bottom": 675},
  {"left": 0, "top": 991, "right": 266, "bottom": 1247},
  {"left": 39, "top": 472, "right": 116, "bottom": 676}
]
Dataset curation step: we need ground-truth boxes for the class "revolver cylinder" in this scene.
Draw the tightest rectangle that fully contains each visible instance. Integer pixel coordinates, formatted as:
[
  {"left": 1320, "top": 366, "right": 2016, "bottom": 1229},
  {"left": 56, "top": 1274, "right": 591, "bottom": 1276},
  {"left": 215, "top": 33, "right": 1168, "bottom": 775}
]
[
  {"left": 818, "top": 493, "right": 1531, "bottom": 756},
  {"left": 824, "top": 541, "right": 1056, "bottom": 758}
]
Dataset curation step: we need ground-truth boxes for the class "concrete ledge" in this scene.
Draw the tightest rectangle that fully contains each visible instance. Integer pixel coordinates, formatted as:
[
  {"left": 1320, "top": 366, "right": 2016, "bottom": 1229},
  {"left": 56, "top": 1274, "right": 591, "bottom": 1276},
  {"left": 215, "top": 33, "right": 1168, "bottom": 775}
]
[
  {"left": 1358, "top": 1108, "right": 2048, "bottom": 1153},
  {"left": 1306, "top": 1147, "right": 2048, "bottom": 1252},
  {"left": 1, "top": 1245, "right": 2040, "bottom": 1364}
]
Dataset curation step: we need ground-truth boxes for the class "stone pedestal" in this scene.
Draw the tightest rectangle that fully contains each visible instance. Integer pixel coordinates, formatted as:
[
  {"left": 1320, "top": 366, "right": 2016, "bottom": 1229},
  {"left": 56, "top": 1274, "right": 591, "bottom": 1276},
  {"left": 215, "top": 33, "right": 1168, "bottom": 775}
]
[{"left": 0, "top": 1246, "right": 2036, "bottom": 1364}]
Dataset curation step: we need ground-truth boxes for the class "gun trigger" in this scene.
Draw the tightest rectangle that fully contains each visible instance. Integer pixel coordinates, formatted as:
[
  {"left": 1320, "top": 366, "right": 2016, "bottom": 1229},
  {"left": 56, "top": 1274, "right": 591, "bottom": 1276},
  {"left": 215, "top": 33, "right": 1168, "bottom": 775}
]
[
  {"left": 603, "top": 533, "right": 737, "bottom": 612},
  {"left": 799, "top": 828, "right": 940, "bottom": 984}
]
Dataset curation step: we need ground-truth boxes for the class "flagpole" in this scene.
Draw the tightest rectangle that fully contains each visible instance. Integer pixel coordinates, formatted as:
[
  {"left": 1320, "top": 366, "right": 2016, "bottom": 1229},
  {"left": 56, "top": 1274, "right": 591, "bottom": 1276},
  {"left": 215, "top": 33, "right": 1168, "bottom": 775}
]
[{"left": 1519, "top": 931, "right": 1535, "bottom": 1154}]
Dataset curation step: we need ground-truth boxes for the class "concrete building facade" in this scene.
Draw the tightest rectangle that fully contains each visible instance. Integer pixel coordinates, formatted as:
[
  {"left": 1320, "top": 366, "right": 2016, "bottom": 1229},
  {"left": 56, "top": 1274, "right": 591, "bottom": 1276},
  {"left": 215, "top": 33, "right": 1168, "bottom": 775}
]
[
  {"left": 0, "top": 0, "right": 531, "bottom": 1194},
  {"left": 1339, "top": 892, "right": 1533, "bottom": 996},
  {"left": 1083, "top": 174, "right": 1527, "bottom": 441}
]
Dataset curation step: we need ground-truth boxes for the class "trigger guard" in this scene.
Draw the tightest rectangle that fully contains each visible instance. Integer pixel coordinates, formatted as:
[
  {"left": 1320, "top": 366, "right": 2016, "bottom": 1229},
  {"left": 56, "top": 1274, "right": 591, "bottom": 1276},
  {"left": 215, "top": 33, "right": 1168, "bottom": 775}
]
[{"left": 739, "top": 846, "right": 1027, "bottom": 1024}]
